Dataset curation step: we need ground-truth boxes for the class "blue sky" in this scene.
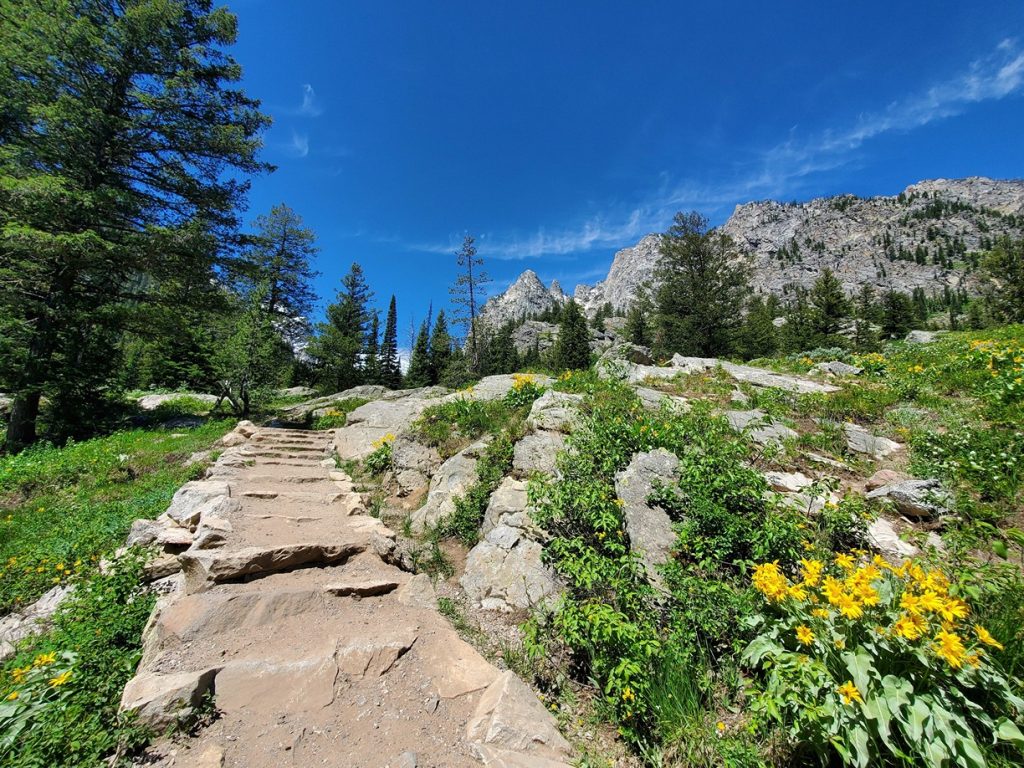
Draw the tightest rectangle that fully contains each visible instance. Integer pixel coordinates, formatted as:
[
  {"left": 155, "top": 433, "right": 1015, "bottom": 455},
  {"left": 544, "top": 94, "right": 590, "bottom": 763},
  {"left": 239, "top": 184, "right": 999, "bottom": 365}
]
[{"left": 228, "top": 0, "right": 1024, "bottom": 339}]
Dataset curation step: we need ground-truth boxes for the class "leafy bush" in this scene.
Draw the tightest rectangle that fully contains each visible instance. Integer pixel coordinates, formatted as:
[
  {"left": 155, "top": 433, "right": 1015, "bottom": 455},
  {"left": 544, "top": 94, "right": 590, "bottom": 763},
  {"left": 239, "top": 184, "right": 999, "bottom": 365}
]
[
  {"left": 414, "top": 397, "right": 511, "bottom": 452},
  {"left": 309, "top": 397, "right": 369, "bottom": 429},
  {"left": 363, "top": 433, "right": 394, "bottom": 475},
  {"left": 0, "top": 551, "right": 157, "bottom": 767},
  {"left": 744, "top": 554, "right": 1024, "bottom": 768},
  {"left": 436, "top": 431, "right": 517, "bottom": 545},
  {"left": 504, "top": 373, "right": 545, "bottom": 409}
]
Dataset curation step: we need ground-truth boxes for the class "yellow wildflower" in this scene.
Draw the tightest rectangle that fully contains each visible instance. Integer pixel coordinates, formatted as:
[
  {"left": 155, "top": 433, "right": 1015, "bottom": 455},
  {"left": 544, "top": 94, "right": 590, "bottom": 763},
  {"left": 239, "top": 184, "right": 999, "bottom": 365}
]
[
  {"left": 837, "top": 680, "right": 862, "bottom": 705},
  {"left": 974, "top": 625, "right": 1004, "bottom": 650},
  {"left": 918, "top": 591, "right": 944, "bottom": 613},
  {"left": 835, "top": 553, "right": 855, "bottom": 571},
  {"left": 835, "top": 593, "right": 864, "bottom": 620},
  {"left": 752, "top": 561, "right": 790, "bottom": 603},
  {"left": 11, "top": 666, "right": 30, "bottom": 684},
  {"left": 812, "top": 608, "right": 831, "bottom": 619},
  {"left": 933, "top": 630, "right": 967, "bottom": 669},
  {"left": 900, "top": 591, "right": 922, "bottom": 614},
  {"left": 5, "top": 691, "right": 17, "bottom": 701},
  {"left": 33, "top": 652, "right": 56, "bottom": 668},
  {"left": 795, "top": 625, "right": 815, "bottom": 646},
  {"left": 48, "top": 670, "right": 72, "bottom": 687},
  {"left": 892, "top": 613, "right": 926, "bottom": 640},
  {"left": 937, "top": 597, "right": 969, "bottom": 624},
  {"left": 799, "top": 558, "right": 823, "bottom": 586},
  {"left": 621, "top": 686, "right": 635, "bottom": 702}
]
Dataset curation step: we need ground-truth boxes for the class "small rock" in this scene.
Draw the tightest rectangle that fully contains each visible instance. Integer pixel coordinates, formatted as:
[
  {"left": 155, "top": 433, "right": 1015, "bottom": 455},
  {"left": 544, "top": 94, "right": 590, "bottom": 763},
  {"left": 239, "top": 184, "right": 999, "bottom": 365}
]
[
  {"left": 844, "top": 423, "right": 902, "bottom": 459},
  {"left": 905, "top": 330, "right": 940, "bottom": 344},
  {"left": 812, "top": 360, "right": 864, "bottom": 376},
  {"left": 867, "top": 517, "right": 918, "bottom": 559},
  {"left": 323, "top": 578, "right": 401, "bottom": 597},
  {"left": 865, "top": 468, "right": 907, "bottom": 491},
  {"left": 866, "top": 478, "right": 953, "bottom": 519},
  {"left": 763, "top": 471, "right": 813, "bottom": 493},
  {"left": 727, "top": 410, "right": 798, "bottom": 445}
]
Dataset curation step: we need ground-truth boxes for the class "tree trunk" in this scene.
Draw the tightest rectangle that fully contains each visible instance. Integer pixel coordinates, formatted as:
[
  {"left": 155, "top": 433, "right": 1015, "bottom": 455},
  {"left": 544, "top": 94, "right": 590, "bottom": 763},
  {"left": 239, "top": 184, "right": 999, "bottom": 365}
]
[{"left": 5, "top": 391, "right": 41, "bottom": 453}]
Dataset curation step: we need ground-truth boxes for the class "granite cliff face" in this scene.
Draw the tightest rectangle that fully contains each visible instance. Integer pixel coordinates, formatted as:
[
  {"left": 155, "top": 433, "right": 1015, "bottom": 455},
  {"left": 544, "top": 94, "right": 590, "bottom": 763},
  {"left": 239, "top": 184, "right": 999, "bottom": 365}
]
[{"left": 485, "top": 177, "right": 1024, "bottom": 320}]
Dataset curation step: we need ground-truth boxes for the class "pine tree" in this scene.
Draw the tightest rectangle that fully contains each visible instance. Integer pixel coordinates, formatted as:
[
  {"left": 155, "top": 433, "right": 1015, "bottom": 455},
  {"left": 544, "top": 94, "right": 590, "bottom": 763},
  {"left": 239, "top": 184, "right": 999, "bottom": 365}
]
[
  {"left": 379, "top": 296, "right": 401, "bottom": 388},
  {"left": 404, "top": 320, "right": 433, "bottom": 388},
  {"left": 979, "top": 237, "right": 1024, "bottom": 322},
  {"left": 364, "top": 312, "right": 381, "bottom": 384},
  {"left": 809, "top": 269, "right": 851, "bottom": 345},
  {"left": 248, "top": 204, "right": 320, "bottom": 320},
  {"left": 482, "top": 321, "right": 519, "bottom": 375},
  {"left": 310, "top": 264, "right": 373, "bottom": 392},
  {"left": 852, "top": 286, "right": 881, "bottom": 351},
  {"left": 428, "top": 310, "right": 453, "bottom": 385},
  {"left": 553, "top": 300, "right": 591, "bottom": 371},
  {"left": 881, "top": 291, "right": 916, "bottom": 339},
  {"left": 739, "top": 295, "right": 778, "bottom": 359},
  {"left": 780, "top": 289, "right": 817, "bottom": 353},
  {"left": 654, "top": 212, "right": 752, "bottom": 358},
  {"left": 625, "top": 287, "right": 654, "bottom": 347},
  {"left": 449, "top": 236, "right": 490, "bottom": 374},
  {"left": 0, "top": 0, "right": 271, "bottom": 451}
]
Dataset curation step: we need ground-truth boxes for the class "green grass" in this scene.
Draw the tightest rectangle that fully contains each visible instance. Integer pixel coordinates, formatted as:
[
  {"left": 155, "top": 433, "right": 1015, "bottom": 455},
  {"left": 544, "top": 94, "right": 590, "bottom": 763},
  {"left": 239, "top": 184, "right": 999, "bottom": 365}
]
[
  {"left": 309, "top": 397, "right": 370, "bottom": 429},
  {"left": 0, "top": 421, "right": 230, "bottom": 614}
]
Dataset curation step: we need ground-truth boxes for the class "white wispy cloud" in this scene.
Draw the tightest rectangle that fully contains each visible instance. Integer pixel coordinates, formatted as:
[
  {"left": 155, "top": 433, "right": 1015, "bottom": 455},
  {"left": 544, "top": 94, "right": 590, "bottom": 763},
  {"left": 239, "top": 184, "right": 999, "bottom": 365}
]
[
  {"left": 298, "top": 83, "right": 323, "bottom": 117},
  {"left": 287, "top": 130, "right": 310, "bottom": 158},
  {"left": 428, "top": 39, "right": 1024, "bottom": 261}
]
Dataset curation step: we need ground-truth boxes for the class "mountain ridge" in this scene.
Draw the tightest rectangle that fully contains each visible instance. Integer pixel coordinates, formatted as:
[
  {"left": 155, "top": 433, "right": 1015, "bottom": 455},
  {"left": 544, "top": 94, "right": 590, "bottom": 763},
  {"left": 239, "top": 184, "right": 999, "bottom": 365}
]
[{"left": 481, "top": 176, "right": 1024, "bottom": 323}]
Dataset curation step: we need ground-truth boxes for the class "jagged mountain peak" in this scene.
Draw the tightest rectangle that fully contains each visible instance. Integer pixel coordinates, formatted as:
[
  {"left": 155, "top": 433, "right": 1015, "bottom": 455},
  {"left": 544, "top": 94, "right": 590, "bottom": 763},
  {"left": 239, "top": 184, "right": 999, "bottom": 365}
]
[{"left": 479, "top": 267, "right": 568, "bottom": 328}]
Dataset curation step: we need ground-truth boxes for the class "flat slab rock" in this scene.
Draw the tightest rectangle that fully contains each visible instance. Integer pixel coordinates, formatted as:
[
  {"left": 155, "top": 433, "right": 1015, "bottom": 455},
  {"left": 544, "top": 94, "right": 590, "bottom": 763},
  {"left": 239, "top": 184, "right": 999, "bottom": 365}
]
[
  {"left": 844, "top": 423, "right": 903, "bottom": 459},
  {"left": 727, "top": 410, "right": 798, "bottom": 445}
]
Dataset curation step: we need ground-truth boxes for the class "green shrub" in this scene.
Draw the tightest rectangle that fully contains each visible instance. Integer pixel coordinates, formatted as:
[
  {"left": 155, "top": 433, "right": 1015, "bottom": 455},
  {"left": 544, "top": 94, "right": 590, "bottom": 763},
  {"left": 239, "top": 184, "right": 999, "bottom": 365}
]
[
  {"left": 0, "top": 551, "right": 157, "bottom": 767},
  {"left": 363, "top": 434, "right": 394, "bottom": 475},
  {"left": 436, "top": 431, "right": 517, "bottom": 545},
  {"left": 309, "top": 397, "right": 369, "bottom": 429}
]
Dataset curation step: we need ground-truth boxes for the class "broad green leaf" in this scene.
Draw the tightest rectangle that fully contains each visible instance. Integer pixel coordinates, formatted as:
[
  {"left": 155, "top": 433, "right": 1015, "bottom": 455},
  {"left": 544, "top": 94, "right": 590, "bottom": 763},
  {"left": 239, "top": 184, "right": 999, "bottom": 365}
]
[
  {"left": 842, "top": 648, "right": 874, "bottom": 696},
  {"left": 995, "top": 717, "right": 1024, "bottom": 748},
  {"left": 849, "top": 725, "right": 871, "bottom": 768}
]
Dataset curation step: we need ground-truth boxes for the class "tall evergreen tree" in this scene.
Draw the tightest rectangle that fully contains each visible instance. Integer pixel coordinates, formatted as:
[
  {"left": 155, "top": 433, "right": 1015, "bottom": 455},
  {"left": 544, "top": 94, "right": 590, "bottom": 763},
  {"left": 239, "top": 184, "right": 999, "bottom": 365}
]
[
  {"left": 780, "top": 289, "right": 817, "bottom": 353},
  {"left": 809, "top": 269, "right": 852, "bottom": 345},
  {"left": 379, "top": 295, "right": 401, "bottom": 389},
  {"left": 428, "top": 310, "right": 453, "bottom": 385},
  {"left": 625, "top": 287, "right": 654, "bottom": 347},
  {"left": 881, "top": 291, "right": 916, "bottom": 339},
  {"left": 739, "top": 295, "right": 778, "bottom": 359},
  {"left": 449, "top": 236, "right": 490, "bottom": 374},
  {"left": 979, "top": 236, "right": 1024, "bottom": 322},
  {"left": 310, "top": 264, "right": 373, "bottom": 392},
  {"left": 248, "top": 204, "right": 320, "bottom": 321},
  {"left": 0, "top": 0, "right": 271, "bottom": 451},
  {"left": 654, "top": 212, "right": 751, "bottom": 358},
  {"left": 404, "top": 319, "right": 432, "bottom": 388},
  {"left": 553, "top": 300, "right": 591, "bottom": 371},
  {"left": 852, "top": 285, "right": 881, "bottom": 351},
  {"left": 482, "top": 321, "right": 519, "bottom": 375}
]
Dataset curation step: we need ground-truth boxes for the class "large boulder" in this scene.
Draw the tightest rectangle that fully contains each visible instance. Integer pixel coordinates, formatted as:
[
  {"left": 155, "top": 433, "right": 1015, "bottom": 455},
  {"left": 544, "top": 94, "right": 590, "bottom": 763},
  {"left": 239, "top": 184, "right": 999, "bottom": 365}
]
[
  {"left": 410, "top": 438, "right": 490, "bottom": 531},
  {"left": 390, "top": 435, "right": 441, "bottom": 495},
  {"left": 906, "top": 330, "right": 940, "bottom": 344},
  {"left": 615, "top": 449, "right": 680, "bottom": 589},
  {"left": 598, "top": 342, "right": 654, "bottom": 366},
  {"left": 137, "top": 393, "right": 218, "bottom": 411},
  {"left": 280, "top": 384, "right": 390, "bottom": 421},
  {"left": 526, "top": 390, "right": 583, "bottom": 433},
  {"left": 813, "top": 360, "right": 864, "bottom": 376},
  {"left": 334, "top": 393, "right": 439, "bottom": 461},
  {"left": 439, "top": 374, "right": 552, "bottom": 405},
  {"left": 512, "top": 431, "right": 565, "bottom": 477},
  {"left": 866, "top": 478, "right": 953, "bottom": 519},
  {"left": 462, "top": 479, "right": 561, "bottom": 612}
]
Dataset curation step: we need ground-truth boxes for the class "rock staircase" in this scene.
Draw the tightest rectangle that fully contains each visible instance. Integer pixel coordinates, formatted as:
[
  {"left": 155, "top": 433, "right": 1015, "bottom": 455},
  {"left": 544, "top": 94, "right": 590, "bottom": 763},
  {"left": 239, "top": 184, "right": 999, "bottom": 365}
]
[{"left": 122, "top": 425, "right": 572, "bottom": 768}]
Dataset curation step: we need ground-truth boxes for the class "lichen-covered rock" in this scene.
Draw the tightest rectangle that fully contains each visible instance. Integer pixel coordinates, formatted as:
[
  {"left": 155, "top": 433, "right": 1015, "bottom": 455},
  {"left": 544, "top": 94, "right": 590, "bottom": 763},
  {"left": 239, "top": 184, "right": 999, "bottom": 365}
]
[
  {"left": 615, "top": 449, "right": 679, "bottom": 588},
  {"left": 844, "top": 423, "right": 902, "bottom": 459},
  {"left": 813, "top": 360, "right": 864, "bottom": 376},
  {"left": 727, "top": 410, "right": 798, "bottom": 445},
  {"left": 527, "top": 390, "right": 582, "bottom": 433}
]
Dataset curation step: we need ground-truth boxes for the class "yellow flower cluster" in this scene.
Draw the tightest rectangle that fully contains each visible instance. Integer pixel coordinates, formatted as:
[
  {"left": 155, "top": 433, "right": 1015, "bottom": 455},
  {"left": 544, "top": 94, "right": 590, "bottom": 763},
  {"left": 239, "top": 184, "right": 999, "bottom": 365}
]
[
  {"left": 752, "top": 553, "right": 1005, "bottom": 671},
  {"left": 511, "top": 373, "right": 537, "bottom": 390},
  {"left": 370, "top": 433, "right": 396, "bottom": 450}
]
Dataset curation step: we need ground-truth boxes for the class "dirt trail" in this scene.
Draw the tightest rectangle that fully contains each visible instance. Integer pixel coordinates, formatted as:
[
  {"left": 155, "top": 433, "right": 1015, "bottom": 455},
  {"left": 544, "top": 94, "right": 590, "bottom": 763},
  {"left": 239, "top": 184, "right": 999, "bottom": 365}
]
[{"left": 123, "top": 427, "right": 571, "bottom": 768}]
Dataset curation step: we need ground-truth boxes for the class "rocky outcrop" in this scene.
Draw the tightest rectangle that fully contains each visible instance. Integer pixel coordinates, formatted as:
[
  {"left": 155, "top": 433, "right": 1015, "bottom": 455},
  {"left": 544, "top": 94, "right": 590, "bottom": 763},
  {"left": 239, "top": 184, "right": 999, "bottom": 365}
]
[
  {"left": 137, "top": 392, "right": 218, "bottom": 411},
  {"left": 866, "top": 478, "right": 953, "bottom": 519},
  {"left": 0, "top": 585, "right": 73, "bottom": 661},
  {"left": 575, "top": 234, "right": 661, "bottom": 314},
  {"left": 615, "top": 449, "right": 680, "bottom": 589},
  {"left": 410, "top": 438, "right": 491, "bottom": 532},
  {"left": 461, "top": 479, "right": 561, "bottom": 612}
]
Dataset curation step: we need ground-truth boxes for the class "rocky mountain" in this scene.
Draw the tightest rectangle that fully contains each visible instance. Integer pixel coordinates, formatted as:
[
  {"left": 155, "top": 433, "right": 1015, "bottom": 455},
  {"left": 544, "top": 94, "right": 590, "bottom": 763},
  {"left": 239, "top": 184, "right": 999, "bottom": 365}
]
[
  {"left": 478, "top": 269, "right": 567, "bottom": 328},
  {"left": 487, "top": 177, "right": 1024, "bottom": 320}
]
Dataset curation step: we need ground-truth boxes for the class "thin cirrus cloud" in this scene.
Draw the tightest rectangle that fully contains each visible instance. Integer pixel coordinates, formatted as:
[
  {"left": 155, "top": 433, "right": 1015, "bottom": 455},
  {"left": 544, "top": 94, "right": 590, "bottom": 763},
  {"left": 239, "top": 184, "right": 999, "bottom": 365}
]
[
  {"left": 287, "top": 130, "right": 310, "bottom": 158},
  {"left": 298, "top": 83, "right": 323, "bottom": 117},
  {"left": 448, "top": 38, "right": 1024, "bottom": 261}
]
